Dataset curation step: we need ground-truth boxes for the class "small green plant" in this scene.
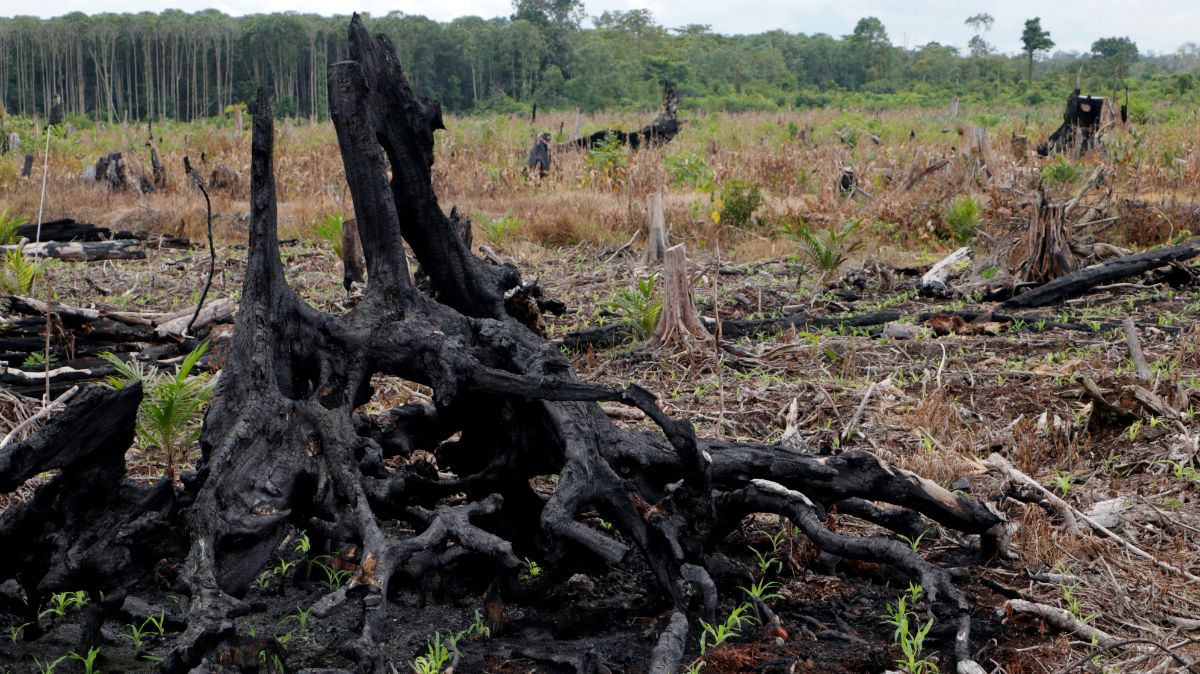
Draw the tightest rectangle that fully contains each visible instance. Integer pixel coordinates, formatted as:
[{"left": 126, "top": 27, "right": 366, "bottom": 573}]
[
  {"left": 1125, "top": 419, "right": 1142, "bottom": 442},
  {"left": 463, "top": 609, "right": 491, "bottom": 640},
  {"left": 1158, "top": 460, "right": 1200, "bottom": 484},
  {"left": 273, "top": 558, "right": 295, "bottom": 577},
  {"left": 0, "top": 209, "right": 28, "bottom": 245},
  {"left": 1, "top": 243, "right": 48, "bottom": 295},
  {"left": 41, "top": 590, "right": 88, "bottom": 619},
  {"left": 944, "top": 195, "right": 983, "bottom": 243},
  {"left": 313, "top": 212, "right": 345, "bottom": 257},
  {"left": 1052, "top": 471, "right": 1074, "bottom": 497},
  {"left": 882, "top": 595, "right": 939, "bottom": 674},
  {"left": 293, "top": 531, "right": 311, "bottom": 555},
  {"left": 310, "top": 556, "right": 352, "bottom": 590},
  {"left": 1042, "top": 155, "right": 1082, "bottom": 186},
  {"left": 70, "top": 647, "right": 102, "bottom": 674},
  {"left": 739, "top": 578, "right": 783, "bottom": 602},
  {"left": 664, "top": 153, "right": 715, "bottom": 192},
  {"left": 699, "top": 602, "right": 755, "bottom": 654},
  {"left": 279, "top": 606, "right": 313, "bottom": 635},
  {"left": 601, "top": 275, "right": 662, "bottom": 341},
  {"left": 33, "top": 655, "right": 68, "bottom": 674},
  {"left": 7, "top": 621, "right": 31, "bottom": 642},
  {"left": 124, "top": 612, "right": 165, "bottom": 649},
  {"left": 101, "top": 342, "right": 213, "bottom": 478},
  {"left": 22, "top": 351, "right": 56, "bottom": 368},
  {"left": 718, "top": 179, "right": 763, "bottom": 228},
  {"left": 781, "top": 219, "right": 864, "bottom": 277},
  {"left": 254, "top": 571, "right": 273, "bottom": 591},
  {"left": 749, "top": 545, "right": 783, "bottom": 576},
  {"left": 683, "top": 662, "right": 706, "bottom": 674},
  {"left": 898, "top": 531, "right": 927, "bottom": 552},
  {"left": 521, "top": 557, "right": 543, "bottom": 581},
  {"left": 412, "top": 631, "right": 452, "bottom": 674}
]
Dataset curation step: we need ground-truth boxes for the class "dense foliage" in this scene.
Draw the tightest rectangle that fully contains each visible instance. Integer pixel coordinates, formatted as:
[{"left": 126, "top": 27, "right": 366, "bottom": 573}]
[{"left": 1, "top": 2, "right": 1199, "bottom": 122}]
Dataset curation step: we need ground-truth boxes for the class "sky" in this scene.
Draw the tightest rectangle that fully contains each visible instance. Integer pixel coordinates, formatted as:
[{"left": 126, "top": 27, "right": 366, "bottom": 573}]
[{"left": 12, "top": 0, "right": 1199, "bottom": 56}]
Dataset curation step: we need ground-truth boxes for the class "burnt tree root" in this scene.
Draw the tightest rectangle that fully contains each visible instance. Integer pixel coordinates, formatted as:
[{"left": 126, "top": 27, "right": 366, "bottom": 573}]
[{"left": 1, "top": 15, "right": 1010, "bottom": 674}]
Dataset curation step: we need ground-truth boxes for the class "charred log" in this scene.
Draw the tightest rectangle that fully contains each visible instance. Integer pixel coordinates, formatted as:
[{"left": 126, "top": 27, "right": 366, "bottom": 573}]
[{"left": 568, "top": 82, "right": 680, "bottom": 151}]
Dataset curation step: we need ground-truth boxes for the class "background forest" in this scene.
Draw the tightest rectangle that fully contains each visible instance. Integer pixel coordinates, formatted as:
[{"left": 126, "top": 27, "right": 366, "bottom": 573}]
[{"left": 2, "top": 0, "right": 1200, "bottom": 124}]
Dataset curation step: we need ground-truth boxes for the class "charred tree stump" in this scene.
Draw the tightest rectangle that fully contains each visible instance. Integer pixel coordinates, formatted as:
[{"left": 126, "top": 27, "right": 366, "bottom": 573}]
[
  {"left": 20, "top": 153, "right": 32, "bottom": 178},
  {"left": 526, "top": 131, "right": 551, "bottom": 177},
  {"left": 1, "top": 16, "right": 1011, "bottom": 674},
  {"left": 1037, "top": 89, "right": 1108, "bottom": 157}
]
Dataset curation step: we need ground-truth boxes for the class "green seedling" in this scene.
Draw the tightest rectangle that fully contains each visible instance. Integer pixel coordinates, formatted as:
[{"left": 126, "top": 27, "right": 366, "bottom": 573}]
[
  {"left": 279, "top": 606, "right": 313, "bottom": 635},
  {"left": 70, "top": 647, "right": 102, "bottom": 674}
]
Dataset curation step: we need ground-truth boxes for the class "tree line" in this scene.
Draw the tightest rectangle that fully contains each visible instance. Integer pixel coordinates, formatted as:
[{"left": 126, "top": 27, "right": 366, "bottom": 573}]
[{"left": 1, "top": 2, "right": 1198, "bottom": 124}]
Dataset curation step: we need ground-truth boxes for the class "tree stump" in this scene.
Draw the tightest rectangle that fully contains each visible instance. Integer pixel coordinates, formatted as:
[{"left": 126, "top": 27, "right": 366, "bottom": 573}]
[
  {"left": 647, "top": 244, "right": 710, "bottom": 350},
  {"left": 642, "top": 192, "right": 668, "bottom": 264}
]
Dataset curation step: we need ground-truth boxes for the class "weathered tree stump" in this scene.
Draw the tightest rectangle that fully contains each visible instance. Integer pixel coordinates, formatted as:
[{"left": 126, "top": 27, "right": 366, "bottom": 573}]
[
  {"left": 647, "top": 244, "right": 711, "bottom": 350},
  {"left": 641, "top": 192, "right": 668, "bottom": 264}
]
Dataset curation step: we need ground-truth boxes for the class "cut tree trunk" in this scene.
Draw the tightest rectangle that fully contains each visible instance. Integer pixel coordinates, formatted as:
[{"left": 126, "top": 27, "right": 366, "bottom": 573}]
[
  {"left": 0, "top": 16, "right": 1009, "bottom": 674},
  {"left": 1018, "top": 186, "right": 1074, "bottom": 284},
  {"left": 641, "top": 192, "right": 668, "bottom": 264},
  {"left": 646, "top": 244, "right": 709, "bottom": 350}
]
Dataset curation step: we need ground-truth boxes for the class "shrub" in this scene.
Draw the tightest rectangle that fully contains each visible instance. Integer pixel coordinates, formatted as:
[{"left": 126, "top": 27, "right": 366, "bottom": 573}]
[
  {"left": 781, "top": 219, "right": 863, "bottom": 276},
  {"left": 602, "top": 276, "right": 662, "bottom": 341},
  {"left": 0, "top": 244, "right": 48, "bottom": 295},
  {"left": 718, "top": 179, "right": 763, "bottom": 228},
  {"left": 0, "top": 209, "right": 28, "bottom": 245},
  {"left": 944, "top": 195, "right": 983, "bottom": 243},
  {"left": 1042, "top": 156, "right": 1082, "bottom": 186},
  {"left": 313, "top": 212, "right": 345, "bottom": 257},
  {"left": 101, "top": 342, "right": 214, "bottom": 478},
  {"left": 664, "top": 152, "right": 715, "bottom": 192},
  {"left": 583, "top": 133, "right": 627, "bottom": 188},
  {"left": 477, "top": 213, "right": 523, "bottom": 244}
]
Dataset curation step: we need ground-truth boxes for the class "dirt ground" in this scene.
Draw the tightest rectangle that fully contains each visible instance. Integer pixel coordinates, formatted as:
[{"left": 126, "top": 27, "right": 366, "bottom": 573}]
[{"left": 1, "top": 232, "right": 1196, "bottom": 672}]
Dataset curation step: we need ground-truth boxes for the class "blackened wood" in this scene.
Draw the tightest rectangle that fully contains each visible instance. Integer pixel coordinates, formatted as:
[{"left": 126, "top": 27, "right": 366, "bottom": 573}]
[
  {"left": 15, "top": 218, "right": 111, "bottom": 242},
  {"left": 1004, "top": 237, "right": 1200, "bottom": 308}
]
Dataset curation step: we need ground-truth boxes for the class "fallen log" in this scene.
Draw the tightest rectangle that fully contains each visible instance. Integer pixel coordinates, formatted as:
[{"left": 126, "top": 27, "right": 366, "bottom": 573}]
[
  {"left": 14, "top": 218, "right": 111, "bottom": 242},
  {"left": 1004, "top": 237, "right": 1200, "bottom": 308},
  {"left": 0, "top": 239, "right": 144, "bottom": 261},
  {"left": 567, "top": 82, "right": 680, "bottom": 151},
  {"left": 918, "top": 246, "right": 972, "bottom": 297}
]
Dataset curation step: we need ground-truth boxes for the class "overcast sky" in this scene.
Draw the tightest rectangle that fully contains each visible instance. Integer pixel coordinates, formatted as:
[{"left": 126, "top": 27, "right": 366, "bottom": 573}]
[{"left": 13, "top": 0, "right": 1198, "bottom": 56}]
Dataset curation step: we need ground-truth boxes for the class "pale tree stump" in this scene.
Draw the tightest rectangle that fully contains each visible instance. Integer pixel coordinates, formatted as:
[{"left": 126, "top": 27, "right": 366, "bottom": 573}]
[
  {"left": 642, "top": 192, "right": 668, "bottom": 265},
  {"left": 647, "top": 244, "right": 709, "bottom": 350}
]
